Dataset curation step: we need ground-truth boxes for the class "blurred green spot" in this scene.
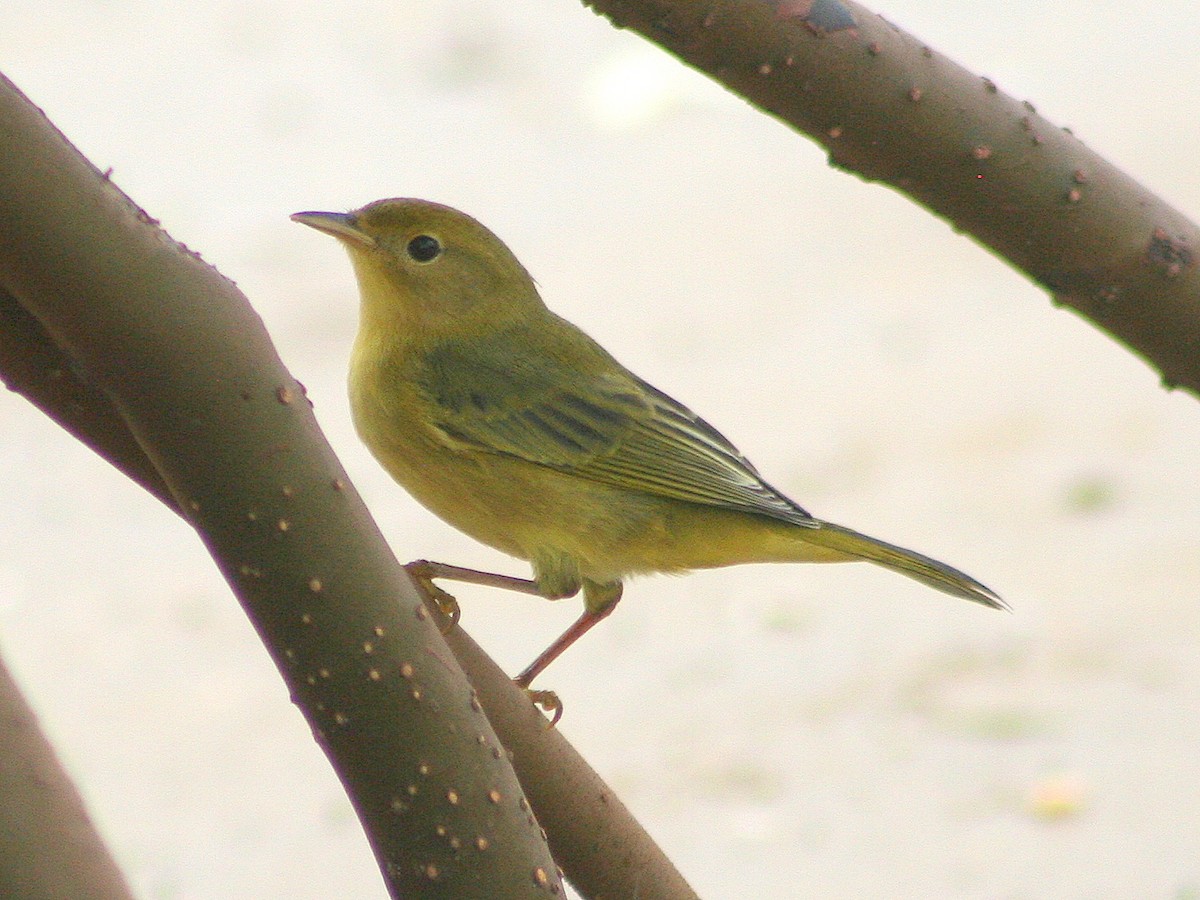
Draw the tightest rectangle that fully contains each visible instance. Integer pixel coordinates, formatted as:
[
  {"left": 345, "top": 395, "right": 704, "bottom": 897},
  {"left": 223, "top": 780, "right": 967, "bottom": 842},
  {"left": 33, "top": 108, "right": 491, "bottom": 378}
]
[
  {"left": 958, "top": 709, "right": 1048, "bottom": 740},
  {"left": 1064, "top": 475, "right": 1116, "bottom": 513}
]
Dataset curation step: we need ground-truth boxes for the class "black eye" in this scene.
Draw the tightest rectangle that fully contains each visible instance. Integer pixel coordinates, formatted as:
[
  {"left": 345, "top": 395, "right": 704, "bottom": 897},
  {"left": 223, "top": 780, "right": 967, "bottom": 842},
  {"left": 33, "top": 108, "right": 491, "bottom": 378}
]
[{"left": 406, "top": 234, "right": 442, "bottom": 262}]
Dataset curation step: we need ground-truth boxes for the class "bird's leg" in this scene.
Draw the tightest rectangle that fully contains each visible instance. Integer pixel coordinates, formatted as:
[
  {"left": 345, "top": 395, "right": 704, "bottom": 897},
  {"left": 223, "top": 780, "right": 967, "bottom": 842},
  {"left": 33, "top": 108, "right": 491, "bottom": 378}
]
[
  {"left": 515, "top": 579, "right": 623, "bottom": 689},
  {"left": 405, "top": 560, "right": 617, "bottom": 727},
  {"left": 405, "top": 559, "right": 552, "bottom": 632},
  {"left": 516, "top": 586, "right": 621, "bottom": 726},
  {"left": 407, "top": 559, "right": 553, "bottom": 595}
]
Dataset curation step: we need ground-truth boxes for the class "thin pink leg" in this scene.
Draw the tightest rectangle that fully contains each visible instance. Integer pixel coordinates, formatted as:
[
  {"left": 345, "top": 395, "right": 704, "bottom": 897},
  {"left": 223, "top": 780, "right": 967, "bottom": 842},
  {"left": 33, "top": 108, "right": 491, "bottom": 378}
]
[
  {"left": 514, "top": 599, "right": 620, "bottom": 689},
  {"left": 405, "top": 558, "right": 616, "bottom": 725},
  {"left": 406, "top": 559, "right": 557, "bottom": 597}
]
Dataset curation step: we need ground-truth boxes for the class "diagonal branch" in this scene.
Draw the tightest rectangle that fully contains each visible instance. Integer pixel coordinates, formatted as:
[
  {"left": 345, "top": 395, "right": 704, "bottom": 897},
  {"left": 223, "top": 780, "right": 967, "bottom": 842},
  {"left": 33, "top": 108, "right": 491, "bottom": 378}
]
[
  {"left": 0, "top": 70, "right": 698, "bottom": 900},
  {"left": 0, "top": 285, "right": 174, "bottom": 508},
  {"left": 582, "top": 0, "right": 1200, "bottom": 397},
  {"left": 0, "top": 652, "right": 136, "bottom": 900},
  {"left": 0, "top": 73, "right": 562, "bottom": 899}
]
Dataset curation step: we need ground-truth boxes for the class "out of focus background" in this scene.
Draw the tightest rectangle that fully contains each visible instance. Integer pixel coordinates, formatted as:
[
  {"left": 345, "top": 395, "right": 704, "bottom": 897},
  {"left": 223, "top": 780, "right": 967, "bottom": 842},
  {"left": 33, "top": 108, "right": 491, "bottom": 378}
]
[{"left": 2, "top": 2, "right": 1198, "bottom": 896}]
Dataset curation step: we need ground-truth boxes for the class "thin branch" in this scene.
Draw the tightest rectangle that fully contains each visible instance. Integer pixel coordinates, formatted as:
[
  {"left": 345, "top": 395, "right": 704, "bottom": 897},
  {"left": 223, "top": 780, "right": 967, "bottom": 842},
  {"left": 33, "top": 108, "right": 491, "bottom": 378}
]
[
  {"left": 445, "top": 626, "right": 701, "bottom": 900},
  {"left": 0, "top": 285, "right": 174, "bottom": 508}
]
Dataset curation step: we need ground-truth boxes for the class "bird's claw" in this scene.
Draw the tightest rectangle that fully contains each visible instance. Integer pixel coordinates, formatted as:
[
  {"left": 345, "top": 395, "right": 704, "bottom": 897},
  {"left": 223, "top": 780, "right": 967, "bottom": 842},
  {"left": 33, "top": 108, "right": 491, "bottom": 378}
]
[
  {"left": 525, "top": 688, "right": 563, "bottom": 728},
  {"left": 427, "top": 585, "right": 460, "bottom": 633},
  {"left": 404, "top": 561, "right": 461, "bottom": 633}
]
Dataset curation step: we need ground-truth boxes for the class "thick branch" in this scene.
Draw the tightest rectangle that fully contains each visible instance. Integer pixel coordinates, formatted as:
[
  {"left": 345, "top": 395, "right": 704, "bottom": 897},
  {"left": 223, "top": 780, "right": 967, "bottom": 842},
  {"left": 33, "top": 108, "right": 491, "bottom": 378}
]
[
  {"left": 583, "top": 0, "right": 1200, "bottom": 396},
  {"left": 0, "top": 275, "right": 700, "bottom": 900},
  {"left": 0, "top": 73, "right": 560, "bottom": 899},
  {"left": 0, "top": 73, "right": 698, "bottom": 899}
]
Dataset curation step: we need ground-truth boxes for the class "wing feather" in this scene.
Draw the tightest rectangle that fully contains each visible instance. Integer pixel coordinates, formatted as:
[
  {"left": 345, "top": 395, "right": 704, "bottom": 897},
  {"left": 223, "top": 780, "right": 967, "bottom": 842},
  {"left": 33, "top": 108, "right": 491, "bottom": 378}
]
[{"left": 418, "top": 338, "right": 816, "bottom": 528}]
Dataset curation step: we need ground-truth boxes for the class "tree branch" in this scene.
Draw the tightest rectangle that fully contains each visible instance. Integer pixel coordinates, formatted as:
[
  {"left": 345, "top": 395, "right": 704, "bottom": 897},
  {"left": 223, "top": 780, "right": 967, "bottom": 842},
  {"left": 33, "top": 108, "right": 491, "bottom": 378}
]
[
  {"left": 0, "top": 71, "right": 699, "bottom": 899},
  {"left": 0, "top": 652, "right": 136, "bottom": 900},
  {"left": 0, "top": 285, "right": 174, "bottom": 508},
  {"left": 0, "top": 72, "right": 561, "bottom": 899},
  {"left": 582, "top": 0, "right": 1200, "bottom": 396}
]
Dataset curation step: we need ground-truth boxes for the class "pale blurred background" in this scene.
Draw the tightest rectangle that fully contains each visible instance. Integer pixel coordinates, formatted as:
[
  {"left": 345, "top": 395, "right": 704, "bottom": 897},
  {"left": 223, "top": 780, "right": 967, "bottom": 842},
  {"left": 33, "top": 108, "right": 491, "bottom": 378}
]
[{"left": 2, "top": 1, "right": 1199, "bottom": 897}]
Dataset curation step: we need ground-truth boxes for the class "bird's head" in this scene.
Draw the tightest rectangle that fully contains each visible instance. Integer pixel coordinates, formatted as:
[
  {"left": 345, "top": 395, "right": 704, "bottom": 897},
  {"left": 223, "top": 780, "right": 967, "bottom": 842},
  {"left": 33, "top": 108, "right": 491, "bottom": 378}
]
[{"left": 293, "top": 198, "right": 544, "bottom": 341}]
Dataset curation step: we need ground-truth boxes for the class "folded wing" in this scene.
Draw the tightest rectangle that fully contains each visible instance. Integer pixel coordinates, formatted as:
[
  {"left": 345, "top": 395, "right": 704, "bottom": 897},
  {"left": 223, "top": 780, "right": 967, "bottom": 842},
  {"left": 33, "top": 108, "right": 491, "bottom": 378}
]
[{"left": 418, "top": 338, "right": 817, "bottom": 529}]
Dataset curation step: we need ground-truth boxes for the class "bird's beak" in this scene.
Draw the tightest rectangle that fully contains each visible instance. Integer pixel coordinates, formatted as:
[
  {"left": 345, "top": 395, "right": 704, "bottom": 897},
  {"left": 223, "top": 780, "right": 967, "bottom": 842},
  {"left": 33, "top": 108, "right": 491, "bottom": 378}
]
[{"left": 290, "top": 210, "right": 377, "bottom": 248}]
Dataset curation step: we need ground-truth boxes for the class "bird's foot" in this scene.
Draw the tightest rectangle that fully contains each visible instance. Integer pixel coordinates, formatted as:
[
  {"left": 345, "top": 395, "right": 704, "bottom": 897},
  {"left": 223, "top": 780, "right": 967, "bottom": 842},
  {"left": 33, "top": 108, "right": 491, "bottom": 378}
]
[
  {"left": 525, "top": 688, "right": 563, "bottom": 728},
  {"left": 404, "top": 560, "right": 461, "bottom": 633}
]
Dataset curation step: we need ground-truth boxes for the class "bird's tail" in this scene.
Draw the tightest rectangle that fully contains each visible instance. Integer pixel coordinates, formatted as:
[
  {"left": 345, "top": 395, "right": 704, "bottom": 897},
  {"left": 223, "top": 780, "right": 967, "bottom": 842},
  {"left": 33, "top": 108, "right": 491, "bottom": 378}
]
[{"left": 807, "top": 522, "right": 1007, "bottom": 610}]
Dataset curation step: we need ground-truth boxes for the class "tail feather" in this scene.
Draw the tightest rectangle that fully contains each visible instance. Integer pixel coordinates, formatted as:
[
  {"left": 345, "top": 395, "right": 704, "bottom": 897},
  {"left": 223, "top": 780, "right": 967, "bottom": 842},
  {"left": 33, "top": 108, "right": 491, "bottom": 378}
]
[{"left": 811, "top": 522, "right": 1007, "bottom": 610}]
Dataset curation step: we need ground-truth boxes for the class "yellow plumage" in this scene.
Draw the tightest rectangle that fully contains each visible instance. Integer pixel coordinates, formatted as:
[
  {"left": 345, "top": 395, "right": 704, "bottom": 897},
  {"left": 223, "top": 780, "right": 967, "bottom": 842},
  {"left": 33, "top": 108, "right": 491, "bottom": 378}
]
[{"left": 293, "top": 198, "right": 1004, "bottom": 688}]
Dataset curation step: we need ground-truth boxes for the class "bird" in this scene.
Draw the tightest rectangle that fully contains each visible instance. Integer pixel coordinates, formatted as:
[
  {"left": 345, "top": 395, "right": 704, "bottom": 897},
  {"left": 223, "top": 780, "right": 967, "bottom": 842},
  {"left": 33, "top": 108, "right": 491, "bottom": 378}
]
[{"left": 293, "top": 198, "right": 1005, "bottom": 703}]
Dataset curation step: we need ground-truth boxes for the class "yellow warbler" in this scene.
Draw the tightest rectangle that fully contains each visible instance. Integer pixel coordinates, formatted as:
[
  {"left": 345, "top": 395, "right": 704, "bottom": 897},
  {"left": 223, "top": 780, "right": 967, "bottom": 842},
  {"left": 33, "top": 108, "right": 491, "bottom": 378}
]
[{"left": 293, "top": 199, "right": 1004, "bottom": 689}]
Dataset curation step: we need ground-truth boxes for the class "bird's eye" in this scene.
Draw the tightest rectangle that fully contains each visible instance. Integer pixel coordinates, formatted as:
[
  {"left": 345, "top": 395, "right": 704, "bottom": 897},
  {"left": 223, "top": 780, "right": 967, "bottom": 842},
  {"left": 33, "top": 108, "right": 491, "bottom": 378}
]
[{"left": 406, "top": 234, "right": 442, "bottom": 262}]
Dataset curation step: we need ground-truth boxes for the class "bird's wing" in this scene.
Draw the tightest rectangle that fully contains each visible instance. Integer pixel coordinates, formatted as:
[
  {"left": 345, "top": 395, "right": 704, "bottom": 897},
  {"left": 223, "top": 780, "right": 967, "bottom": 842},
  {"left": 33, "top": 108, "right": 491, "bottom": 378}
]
[{"left": 418, "top": 338, "right": 817, "bottom": 527}]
